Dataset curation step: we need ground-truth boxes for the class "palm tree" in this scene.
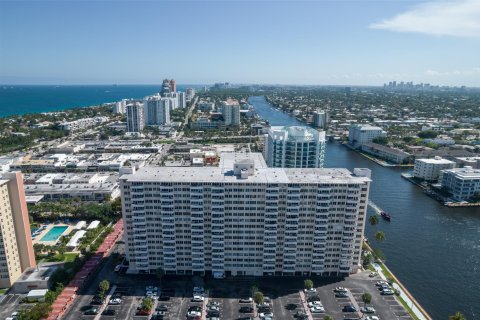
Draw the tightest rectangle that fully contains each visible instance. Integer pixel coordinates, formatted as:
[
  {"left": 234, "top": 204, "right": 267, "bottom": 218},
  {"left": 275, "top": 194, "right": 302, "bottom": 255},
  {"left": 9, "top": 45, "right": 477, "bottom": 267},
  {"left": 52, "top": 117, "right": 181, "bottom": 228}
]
[
  {"left": 375, "top": 231, "right": 386, "bottom": 242},
  {"left": 368, "top": 215, "right": 379, "bottom": 226},
  {"left": 449, "top": 312, "right": 466, "bottom": 320}
]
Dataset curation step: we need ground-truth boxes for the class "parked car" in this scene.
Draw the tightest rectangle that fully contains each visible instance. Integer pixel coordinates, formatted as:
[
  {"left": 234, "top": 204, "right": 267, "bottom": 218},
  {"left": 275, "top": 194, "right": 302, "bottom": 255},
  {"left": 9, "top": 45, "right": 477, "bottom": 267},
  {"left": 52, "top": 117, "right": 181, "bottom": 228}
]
[
  {"left": 369, "top": 272, "right": 378, "bottom": 277},
  {"left": 310, "top": 306, "right": 325, "bottom": 313},
  {"left": 364, "top": 317, "right": 380, "bottom": 320},
  {"left": 258, "top": 306, "right": 271, "bottom": 313},
  {"left": 207, "top": 306, "right": 220, "bottom": 312},
  {"left": 381, "top": 289, "right": 394, "bottom": 295},
  {"left": 335, "top": 292, "right": 348, "bottom": 298},
  {"left": 156, "top": 304, "right": 168, "bottom": 311},
  {"left": 375, "top": 280, "right": 389, "bottom": 287},
  {"left": 236, "top": 317, "right": 253, "bottom": 320},
  {"left": 136, "top": 309, "right": 150, "bottom": 316},
  {"left": 286, "top": 303, "right": 298, "bottom": 310},
  {"left": 207, "top": 301, "right": 220, "bottom": 307},
  {"left": 239, "top": 297, "right": 253, "bottom": 303},
  {"left": 239, "top": 306, "right": 253, "bottom": 313},
  {"left": 109, "top": 298, "right": 122, "bottom": 305},
  {"left": 102, "top": 309, "right": 116, "bottom": 316},
  {"left": 188, "top": 306, "right": 202, "bottom": 312},
  {"left": 334, "top": 287, "right": 348, "bottom": 293},
  {"left": 308, "top": 301, "right": 322, "bottom": 307},
  {"left": 307, "top": 295, "right": 321, "bottom": 302},
  {"left": 361, "top": 306, "right": 376, "bottom": 313},
  {"left": 207, "top": 310, "right": 220, "bottom": 317},
  {"left": 187, "top": 311, "right": 201, "bottom": 317},
  {"left": 259, "top": 312, "right": 274, "bottom": 318},
  {"left": 191, "top": 295, "right": 205, "bottom": 302},
  {"left": 84, "top": 308, "right": 98, "bottom": 315},
  {"left": 304, "top": 288, "right": 317, "bottom": 293},
  {"left": 342, "top": 305, "right": 357, "bottom": 312}
]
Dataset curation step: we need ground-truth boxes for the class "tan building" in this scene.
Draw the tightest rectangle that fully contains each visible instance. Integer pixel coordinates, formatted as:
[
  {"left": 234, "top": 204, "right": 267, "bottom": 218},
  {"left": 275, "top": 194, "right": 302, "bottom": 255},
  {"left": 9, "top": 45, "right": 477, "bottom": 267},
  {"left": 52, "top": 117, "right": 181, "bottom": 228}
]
[{"left": 0, "top": 172, "right": 36, "bottom": 287}]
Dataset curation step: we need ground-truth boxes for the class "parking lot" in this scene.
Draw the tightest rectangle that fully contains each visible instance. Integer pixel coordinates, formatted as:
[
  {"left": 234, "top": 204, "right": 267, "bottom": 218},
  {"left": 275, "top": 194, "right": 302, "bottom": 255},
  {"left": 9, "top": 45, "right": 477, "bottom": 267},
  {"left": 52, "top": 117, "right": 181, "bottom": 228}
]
[{"left": 64, "top": 254, "right": 415, "bottom": 320}]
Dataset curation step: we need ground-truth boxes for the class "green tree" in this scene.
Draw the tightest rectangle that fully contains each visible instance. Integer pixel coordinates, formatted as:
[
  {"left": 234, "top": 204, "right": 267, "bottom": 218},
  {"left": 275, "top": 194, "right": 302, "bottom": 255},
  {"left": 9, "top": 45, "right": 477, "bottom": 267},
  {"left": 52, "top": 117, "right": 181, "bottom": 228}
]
[
  {"left": 323, "top": 316, "right": 333, "bottom": 320},
  {"left": 98, "top": 280, "right": 110, "bottom": 298},
  {"left": 418, "top": 130, "right": 438, "bottom": 139},
  {"left": 372, "top": 136, "right": 388, "bottom": 145},
  {"left": 304, "top": 279, "right": 314, "bottom": 290},
  {"left": 141, "top": 297, "right": 154, "bottom": 311},
  {"left": 368, "top": 215, "right": 379, "bottom": 226},
  {"left": 253, "top": 291, "right": 264, "bottom": 305},
  {"left": 250, "top": 285, "right": 259, "bottom": 298},
  {"left": 449, "top": 312, "right": 466, "bottom": 320},
  {"left": 375, "top": 231, "right": 386, "bottom": 242},
  {"left": 361, "top": 292, "right": 372, "bottom": 306}
]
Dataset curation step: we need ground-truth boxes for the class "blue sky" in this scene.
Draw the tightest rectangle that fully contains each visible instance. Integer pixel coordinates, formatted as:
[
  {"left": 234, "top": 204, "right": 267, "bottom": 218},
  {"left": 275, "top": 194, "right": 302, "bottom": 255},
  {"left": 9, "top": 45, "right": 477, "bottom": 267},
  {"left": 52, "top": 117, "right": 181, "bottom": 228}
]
[{"left": 0, "top": 0, "right": 479, "bottom": 86}]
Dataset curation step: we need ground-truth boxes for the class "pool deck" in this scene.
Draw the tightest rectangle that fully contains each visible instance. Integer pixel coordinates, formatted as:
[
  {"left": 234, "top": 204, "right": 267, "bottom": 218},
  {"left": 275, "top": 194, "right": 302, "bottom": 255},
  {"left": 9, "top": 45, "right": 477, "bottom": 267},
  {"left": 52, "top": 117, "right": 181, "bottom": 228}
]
[{"left": 32, "top": 224, "right": 74, "bottom": 245}]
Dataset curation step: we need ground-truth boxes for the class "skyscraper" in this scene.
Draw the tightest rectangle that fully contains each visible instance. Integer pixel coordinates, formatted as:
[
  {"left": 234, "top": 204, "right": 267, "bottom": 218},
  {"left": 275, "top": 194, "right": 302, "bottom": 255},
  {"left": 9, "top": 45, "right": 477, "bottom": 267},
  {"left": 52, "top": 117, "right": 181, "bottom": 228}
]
[
  {"left": 143, "top": 95, "right": 171, "bottom": 126},
  {"left": 264, "top": 126, "right": 326, "bottom": 168},
  {"left": 0, "top": 172, "right": 36, "bottom": 287},
  {"left": 221, "top": 99, "right": 241, "bottom": 126},
  {"left": 169, "top": 79, "right": 176, "bottom": 93},
  {"left": 120, "top": 153, "right": 371, "bottom": 276},
  {"left": 312, "top": 110, "right": 329, "bottom": 129},
  {"left": 126, "top": 102, "right": 144, "bottom": 133}
]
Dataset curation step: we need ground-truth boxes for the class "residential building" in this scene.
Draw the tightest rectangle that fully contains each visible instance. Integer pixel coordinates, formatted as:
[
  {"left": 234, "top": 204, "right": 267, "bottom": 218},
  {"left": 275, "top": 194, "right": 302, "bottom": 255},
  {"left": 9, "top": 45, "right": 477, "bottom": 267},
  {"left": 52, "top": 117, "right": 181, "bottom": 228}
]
[
  {"left": 59, "top": 117, "right": 108, "bottom": 132},
  {"left": 313, "top": 110, "right": 329, "bottom": 129},
  {"left": 0, "top": 172, "right": 36, "bottom": 287},
  {"left": 348, "top": 124, "right": 386, "bottom": 148},
  {"left": 361, "top": 143, "right": 411, "bottom": 164},
  {"left": 414, "top": 157, "right": 456, "bottom": 181},
  {"left": 220, "top": 99, "right": 241, "bottom": 126},
  {"left": 161, "top": 79, "right": 176, "bottom": 95},
  {"left": 186, "top": 88, "right": 195, "bottom": 101},
  {"left": 440, "top": 167, "right": 480, "bottom": 201},
  {"left": 198, "top": 101, "right": 215, "bottom": 112},
  {"left": 144, "top": 95, "right": 171, "bottom": 126},
  {"left": 264, "top": 126, "right": 326, "bottom": 168},
  {"left": 120, "top": 153, "right": 371, "bottom": 277},
  {"left": 455, "top": 156, "right": 480, "bottom": 169},
  {"left": 126, "top": 103, "right": 144, "bottom": 133}
]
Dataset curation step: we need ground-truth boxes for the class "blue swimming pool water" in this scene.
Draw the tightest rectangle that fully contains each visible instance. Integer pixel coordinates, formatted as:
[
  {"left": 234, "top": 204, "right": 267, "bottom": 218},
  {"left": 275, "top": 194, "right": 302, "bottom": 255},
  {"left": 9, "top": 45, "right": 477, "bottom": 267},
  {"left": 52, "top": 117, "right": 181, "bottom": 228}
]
[{"left": 40, "top": 226, "right": 68, "bottom": 242}]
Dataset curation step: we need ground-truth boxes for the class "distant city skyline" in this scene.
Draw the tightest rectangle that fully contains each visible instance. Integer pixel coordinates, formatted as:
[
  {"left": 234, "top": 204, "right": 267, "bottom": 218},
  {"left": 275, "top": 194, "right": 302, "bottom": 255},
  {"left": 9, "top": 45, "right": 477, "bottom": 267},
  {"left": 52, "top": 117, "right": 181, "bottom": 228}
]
[{"left": 0, "top": 0, "right": 479, "bottom": 86}]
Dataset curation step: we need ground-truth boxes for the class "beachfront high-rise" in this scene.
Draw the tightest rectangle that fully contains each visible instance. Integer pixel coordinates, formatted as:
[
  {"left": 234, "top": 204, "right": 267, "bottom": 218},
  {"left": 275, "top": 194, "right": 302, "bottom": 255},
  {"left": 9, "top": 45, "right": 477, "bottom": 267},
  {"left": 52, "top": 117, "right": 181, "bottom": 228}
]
[
  {"left": 126, "top": 102, "right": 144, "bottom": 133},
  {"left": 120, "top": 153, "right": 371, "bottom": 277},
  {"left": 0, "top": 172, "right": 36, "bottom": 287},
  {"left": 264, "top": 126, "right": 326, "bottom": 168},
  {"left": 144, "top": 95, "right": 171, "bottom": 126},
  {"left": 220, "top": 99, "right": 241, "bottom": 126}
]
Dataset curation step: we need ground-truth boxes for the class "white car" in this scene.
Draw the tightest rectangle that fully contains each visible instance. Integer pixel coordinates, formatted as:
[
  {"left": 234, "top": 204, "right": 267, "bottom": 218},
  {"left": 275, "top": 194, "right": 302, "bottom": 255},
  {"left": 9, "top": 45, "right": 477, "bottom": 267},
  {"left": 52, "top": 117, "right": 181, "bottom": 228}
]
[
  {"left": 310, "top": 306, "right": 325, "bottom": 313},
  {"left": 304, "top": 288, "right": 317, "bottom": 293},
  {"left": 109, "top": 298, "right": 122, "bottom": 305},
  {"left": 361, "top": 306, "right": 376, "bottom": 313},
  {"left": 259, "top": 312, "right": 274, "bottom": 318},
  {"left": 208, "top": 306, "right": 220, "bottom": 311},
  {"left": 369, "top": 272, "right": 378, "bottom": 277},
  {"left": 381, "top": 289, "right": 394, "bottom": 295},
  {"left": 364, "top": 316, "right": 380, "bottom": 320},
  {"left": 334, "top": 287, "right": 348, "bottom": 293},
  {"left": 192, "top": 295, "right": 205, "bottom": 302},
  {"left": 114, "top": 264, "right": 121, "bottom": 272},
  {"left": 307, "top": 301, "right": 322, "bottom": 307},
  {"left": 193, "top": 286, "right": 205, "bottom": 294},
  {"left": 375, "top": 281, "right": 388, "bottom": 287},
  {"left": 187, "top": 311, "right": 201, "bottom": 317}
]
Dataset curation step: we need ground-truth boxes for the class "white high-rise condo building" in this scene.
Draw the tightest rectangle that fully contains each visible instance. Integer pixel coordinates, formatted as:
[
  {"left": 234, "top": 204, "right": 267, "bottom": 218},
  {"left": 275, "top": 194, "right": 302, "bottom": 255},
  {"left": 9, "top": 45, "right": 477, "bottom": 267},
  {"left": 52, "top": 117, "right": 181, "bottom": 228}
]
[
  {"left": 264, "top": 126, "right": 326, "bottom": 168},
  {"left": 144, "top": 95, "right": 171, "bottom": 126},
  {"left": 120, "top": 153, "right": 371, "bottom": 277},
  {"left": 221, "top": 99, "right": 241, "bottom": 126},
  {"left": 313, "top": 110, "right": 329, "bottom": 129},
  {"left": 348, "top": 124, "right": 386, "bottom": 149},
  {"left": 0, "top": 172, "right": 36, "bottom": 287},
  {"left": 126, "top": 103, "right": 144, "bottom": 133}
]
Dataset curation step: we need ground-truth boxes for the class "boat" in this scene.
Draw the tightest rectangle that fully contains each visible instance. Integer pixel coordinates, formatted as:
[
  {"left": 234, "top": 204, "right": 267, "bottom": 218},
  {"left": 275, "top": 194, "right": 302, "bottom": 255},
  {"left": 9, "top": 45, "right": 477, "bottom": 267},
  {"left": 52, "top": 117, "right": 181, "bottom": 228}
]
[{"left": 380, "top": 211, "right": 391, "bottom": 221}]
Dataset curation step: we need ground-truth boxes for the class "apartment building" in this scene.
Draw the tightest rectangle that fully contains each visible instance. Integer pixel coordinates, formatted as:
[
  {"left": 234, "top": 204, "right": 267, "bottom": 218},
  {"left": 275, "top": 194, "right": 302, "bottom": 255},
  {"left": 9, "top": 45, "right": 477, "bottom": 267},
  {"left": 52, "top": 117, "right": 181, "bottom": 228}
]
[
  {"left": 348, "top": 124, "right": 386, "bottom": 148},
  {"left": 144, "top": 95, "right": 171, "bottom": 126},
  {"left": 312, "top": 110, "right": 329, "bottom": 129},
  {"left": 121, "top": 153, "right": 371, "bottom": 277},
  {"left": 126, "top": 103, "right": 144, "bottom": 133},
  {"left": 414, "top": 157, "right": 455, "bottom": 181},
  {"left": 59, "top": 116, "right": 109, "bottom": 132},
  {"left": 220, "top": 99, "right": 241, "bottom": 126},
  {"left": 440, "top": 166, "right": 480, "bottom": 201},
  {"left": 264, "top": 126, "right": 326, "bottom": 168},
  {"left": 0, "top": 172, "right": 36, "bottom": 287}
]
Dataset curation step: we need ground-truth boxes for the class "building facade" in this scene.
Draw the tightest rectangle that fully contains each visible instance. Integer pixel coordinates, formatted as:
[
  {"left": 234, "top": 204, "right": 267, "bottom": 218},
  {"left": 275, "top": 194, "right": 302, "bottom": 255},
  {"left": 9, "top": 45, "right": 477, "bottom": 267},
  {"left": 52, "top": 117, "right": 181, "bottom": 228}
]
[
  {"left": 221, "top": 100, "right": 241, "bottom": 126},
  {"left": 361, "top": 143, "right": 411, "bottom": 164},
  {"left": 313, "top": 110, "right": 329, "bottom": 129},
  {"left": 144, "top": 95, "right": 171, "bottom": 126},
  {"left": 414, "top": 157, "right": 456, "bottom": 181},
  {"left": 440, "top": 167, "right": 480, "bottom": 201},
  {"left": 264, "top": 126, "right": 326, "bottom": 168},
  {"left": 120, "top": 153, "right": 370, "bottom": 277},
  {"left": 348, "top": 124, "right": 386, "bottom": 148},
  {"left": 0, "top": 172, "right": 36, "bottom": 287},
  {"left": 126, "top": 103, "right": 144, "bottom": 133}
]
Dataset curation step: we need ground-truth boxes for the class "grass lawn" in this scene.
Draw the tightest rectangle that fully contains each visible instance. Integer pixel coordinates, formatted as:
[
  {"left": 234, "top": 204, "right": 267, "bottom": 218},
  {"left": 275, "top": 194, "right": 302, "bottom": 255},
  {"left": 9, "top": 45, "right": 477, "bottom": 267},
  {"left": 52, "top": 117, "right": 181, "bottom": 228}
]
[
  {"left": 0, "top": 288, "right": 8, "bottom": 295},
  {"left": 41, "top": 252, "right": 79, "bottom": 263}
]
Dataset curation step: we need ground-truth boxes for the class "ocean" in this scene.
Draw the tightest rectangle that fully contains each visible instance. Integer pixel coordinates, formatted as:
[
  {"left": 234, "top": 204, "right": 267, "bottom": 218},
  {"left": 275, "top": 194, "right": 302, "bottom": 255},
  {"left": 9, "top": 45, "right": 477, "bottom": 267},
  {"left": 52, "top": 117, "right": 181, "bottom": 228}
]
[{"left": 0, "top": 85, "right": 201, "bottom": 117}]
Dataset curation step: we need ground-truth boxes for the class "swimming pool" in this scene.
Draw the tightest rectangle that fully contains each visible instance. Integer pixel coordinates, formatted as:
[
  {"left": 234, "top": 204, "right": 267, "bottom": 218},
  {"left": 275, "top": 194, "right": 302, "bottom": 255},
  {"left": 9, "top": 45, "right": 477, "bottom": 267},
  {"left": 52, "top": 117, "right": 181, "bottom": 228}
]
[{"left": 40, "top": 226, "right": 68, "bottom": 242}]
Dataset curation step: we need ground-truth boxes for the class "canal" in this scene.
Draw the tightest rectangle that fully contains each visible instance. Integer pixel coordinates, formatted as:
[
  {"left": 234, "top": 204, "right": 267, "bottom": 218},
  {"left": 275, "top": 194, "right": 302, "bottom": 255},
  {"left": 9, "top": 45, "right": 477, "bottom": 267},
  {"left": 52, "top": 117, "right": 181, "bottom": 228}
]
[{"left": 249, "top": 95, "right": 480, "bottom": 319}]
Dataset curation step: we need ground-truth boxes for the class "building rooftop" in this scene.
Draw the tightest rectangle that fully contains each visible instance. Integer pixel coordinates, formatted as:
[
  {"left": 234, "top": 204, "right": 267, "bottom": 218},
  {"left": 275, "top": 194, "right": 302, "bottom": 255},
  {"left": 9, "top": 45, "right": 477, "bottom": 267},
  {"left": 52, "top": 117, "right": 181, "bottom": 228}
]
[
  {"left": 416, "top": 157, "right": 455, "bottom": 164},
  {"left": 125, "top": 153, "right": 369, "bottom": 185},
  {"left": 443, "top": 167, "right": 480, "bottom": 178}
]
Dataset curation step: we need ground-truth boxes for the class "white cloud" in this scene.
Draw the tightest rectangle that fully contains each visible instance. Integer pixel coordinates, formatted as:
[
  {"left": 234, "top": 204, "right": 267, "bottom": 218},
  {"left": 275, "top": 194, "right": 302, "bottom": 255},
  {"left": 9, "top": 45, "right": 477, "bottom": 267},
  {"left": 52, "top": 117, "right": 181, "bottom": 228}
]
[
  {"left": 370, "top": 0, "right": 480, "bottom": 37},
  {"left": 425, "top": 67, "right": 480, "bottom": 76}
]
